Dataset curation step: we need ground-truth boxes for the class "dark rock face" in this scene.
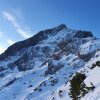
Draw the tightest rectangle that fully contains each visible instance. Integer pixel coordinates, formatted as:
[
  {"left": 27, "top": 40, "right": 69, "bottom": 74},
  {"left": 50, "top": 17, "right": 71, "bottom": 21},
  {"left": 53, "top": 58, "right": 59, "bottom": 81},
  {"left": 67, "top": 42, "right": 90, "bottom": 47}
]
[
  {"left": 8, "top": 52, "right": 36, "bottom": 71},
  {"left": 0, "top": 24, "right": 67, "bottom": 61},
  {"left": 0, "top": 66, "right": 5, "bottom": 72},
  {"left": 45, "top": 61, "right": 64, "bottom": 75},
  {"left": 78, "top": 51, "right": 96, "bottom": 61},
  {"left": 74, "top": 31, "right": 93, "bottom": 38}
]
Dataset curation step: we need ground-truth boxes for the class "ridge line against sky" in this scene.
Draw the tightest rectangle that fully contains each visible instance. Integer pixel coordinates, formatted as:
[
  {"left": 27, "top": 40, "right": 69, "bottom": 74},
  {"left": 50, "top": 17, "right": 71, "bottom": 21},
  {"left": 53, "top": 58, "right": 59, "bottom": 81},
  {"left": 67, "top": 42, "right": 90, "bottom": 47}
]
[
  {"left": 0, "top": 10, "right": 33, "bottom": 54},
  {"left": 0, "top": 0, "right": 100, "bottom": 54}
]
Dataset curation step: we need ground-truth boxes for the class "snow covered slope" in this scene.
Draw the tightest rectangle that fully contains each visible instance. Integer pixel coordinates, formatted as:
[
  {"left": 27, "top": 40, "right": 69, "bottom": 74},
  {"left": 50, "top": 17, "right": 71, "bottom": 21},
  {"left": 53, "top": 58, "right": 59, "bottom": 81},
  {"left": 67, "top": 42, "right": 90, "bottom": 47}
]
[{"left": 0, "top": 24, "right": 99, "bottom": 100}]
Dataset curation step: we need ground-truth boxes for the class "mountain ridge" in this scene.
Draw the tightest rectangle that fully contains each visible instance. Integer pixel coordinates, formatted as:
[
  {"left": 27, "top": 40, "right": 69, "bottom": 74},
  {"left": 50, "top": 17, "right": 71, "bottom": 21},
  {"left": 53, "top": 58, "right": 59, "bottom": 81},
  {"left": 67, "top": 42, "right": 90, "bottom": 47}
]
[
  {"left": 0, "top": 24, "right": 99, "bottom": 100},
  {"left": 0, "top": 24, "right": 93, "bottom": 61}
]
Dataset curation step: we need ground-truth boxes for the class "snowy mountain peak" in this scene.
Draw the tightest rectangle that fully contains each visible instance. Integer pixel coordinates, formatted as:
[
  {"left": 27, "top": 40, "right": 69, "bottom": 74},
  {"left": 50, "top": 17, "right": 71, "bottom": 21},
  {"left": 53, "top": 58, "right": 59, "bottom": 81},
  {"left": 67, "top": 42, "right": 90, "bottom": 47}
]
[
  {"left": 0, "top": 24, "right": 67, "bottom": 60},
  {"left": 54, "top": 24, "right": 67, "bottom": 30},
  {"left": 0, "top": 24, "right": 99, "bottom": 100},
  {"left": 0, "top": 24, "right": 93, "bottom": 61}
]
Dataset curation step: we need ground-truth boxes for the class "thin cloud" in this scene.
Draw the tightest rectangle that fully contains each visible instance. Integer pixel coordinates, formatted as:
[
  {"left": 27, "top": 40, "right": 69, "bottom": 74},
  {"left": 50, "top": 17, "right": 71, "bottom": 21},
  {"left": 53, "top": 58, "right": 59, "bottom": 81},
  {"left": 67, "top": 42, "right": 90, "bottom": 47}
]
[
  {"left": 0, "top": 47, "right": 5, "bottom": 54},
  {"left": 2, "top": 11, "right": 32, "bottom": 39},
  {"left": 6, "top": 39, "right": 15, "bottom": 45},
  {"left": 0, "top": 32, "right": 3, "bottom": 37}
]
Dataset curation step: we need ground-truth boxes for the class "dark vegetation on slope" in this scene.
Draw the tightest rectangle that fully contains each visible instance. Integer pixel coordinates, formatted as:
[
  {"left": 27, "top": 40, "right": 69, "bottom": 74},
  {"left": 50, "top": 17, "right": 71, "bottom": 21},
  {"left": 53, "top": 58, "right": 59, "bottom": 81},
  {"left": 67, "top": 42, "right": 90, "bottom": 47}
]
[
  {"left": 91, "top": 61, "right": 100, "bottom": 69},
  {"left": 69, "top": 73, "right": 95, "bottom": 100}
]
